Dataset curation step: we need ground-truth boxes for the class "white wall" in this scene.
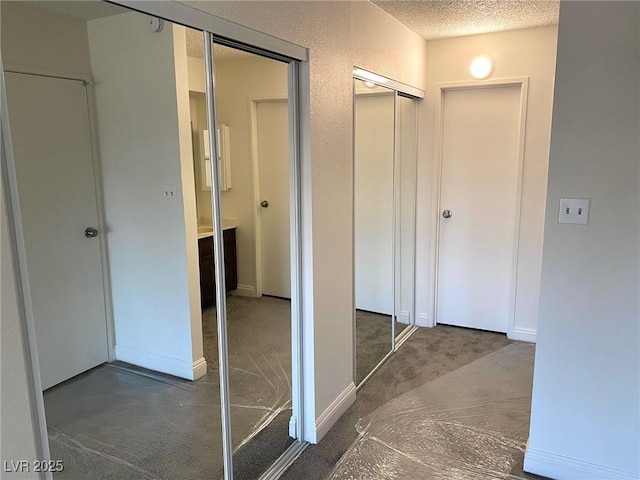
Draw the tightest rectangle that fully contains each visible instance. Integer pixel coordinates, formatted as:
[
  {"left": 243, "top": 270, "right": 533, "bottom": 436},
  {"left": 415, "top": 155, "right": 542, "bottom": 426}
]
[
  {"left": 184, "top": 0, "right": 428, "bottom": 442},
  {"left": 525, "top": 3, "right": 639, "bottom": 478},
  {"left": 1, "top": 118, "right": 41, "bottom": 480},
  {"left": 418, "top": 25, "right": 559, "bottom": 340},
  {"left": 87, "top": 13, "right": 205, "bottom": 380}
]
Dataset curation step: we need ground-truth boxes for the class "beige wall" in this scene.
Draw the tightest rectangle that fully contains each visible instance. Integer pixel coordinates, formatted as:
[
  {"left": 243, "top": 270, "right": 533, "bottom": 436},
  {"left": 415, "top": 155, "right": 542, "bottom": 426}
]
[
  {"left": 184, "top": 1, "right": 428, "bottom": 440},
  {"left": 0, "top": 1, "right": 92, "bottom": 78},
  {"left": 526, "top": 2, "right": 639, "bottom": 478},
  {"left": 418, "top": 25, "right": 558, "bottom": 339}
]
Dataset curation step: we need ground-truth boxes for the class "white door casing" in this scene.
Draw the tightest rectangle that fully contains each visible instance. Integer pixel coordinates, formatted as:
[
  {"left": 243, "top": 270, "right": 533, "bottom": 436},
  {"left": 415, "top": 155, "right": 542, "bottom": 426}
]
[
  {"left": 435, "top": 79, "right": 528, "bottom": 334},
  {"left": 254, "top": 99, "right": 291, "bottom": 298},
  {"left": 5, "top": 72, "right": 109, "bottom": 389}
]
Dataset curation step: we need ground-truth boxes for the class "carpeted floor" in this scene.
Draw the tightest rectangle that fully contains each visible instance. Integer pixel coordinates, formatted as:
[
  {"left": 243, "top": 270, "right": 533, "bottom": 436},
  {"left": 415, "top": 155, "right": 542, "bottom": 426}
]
[
  {"left": 281, "top": 325, "right": 514, "bottom": 480},
  {"left": 329, "top": 342, "right": 539, "bottom": 479},
  {"left": 355, "top": 310, "right": 392, "bottom": 384},
  {"left": 44, "top": 295, "right": 296, "bottom": 480}
]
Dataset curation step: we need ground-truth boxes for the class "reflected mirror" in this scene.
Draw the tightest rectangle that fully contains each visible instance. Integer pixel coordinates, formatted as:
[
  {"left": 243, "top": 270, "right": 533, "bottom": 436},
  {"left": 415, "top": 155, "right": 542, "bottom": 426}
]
[
  {"left": 353, "top": 74, "right": 420, "bottom": 388},
  {"left": 354, "top": 78, "right": 396, "bottom": 385}
]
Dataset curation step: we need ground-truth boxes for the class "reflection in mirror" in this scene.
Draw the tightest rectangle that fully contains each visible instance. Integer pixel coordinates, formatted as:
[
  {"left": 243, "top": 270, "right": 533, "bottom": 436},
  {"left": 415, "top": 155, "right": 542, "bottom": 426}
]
[
  {"left": 395, "top": 95, "right": 418, "bottom": 338},
  {"left": 2, "top": 1, "right": 226, "bottom": 478},
  {"left": 209, "top": 42, "right": 295, "bottom": 478},
  {"left": 354, "top": 78, "right": 395, "bottom": 386}
]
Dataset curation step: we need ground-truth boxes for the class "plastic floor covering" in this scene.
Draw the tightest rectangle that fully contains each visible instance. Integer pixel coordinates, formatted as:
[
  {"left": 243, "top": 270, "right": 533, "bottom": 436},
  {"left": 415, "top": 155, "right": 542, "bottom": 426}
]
[{"left": 328, "top": 342, "right": 537, "bottom": 480}]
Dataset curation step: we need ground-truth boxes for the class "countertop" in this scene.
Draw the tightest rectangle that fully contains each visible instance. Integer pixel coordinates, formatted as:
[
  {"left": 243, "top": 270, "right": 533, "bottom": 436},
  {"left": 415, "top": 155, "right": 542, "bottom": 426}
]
[{"left": 197, "top": 220, "right": 236, "bottom": 239}]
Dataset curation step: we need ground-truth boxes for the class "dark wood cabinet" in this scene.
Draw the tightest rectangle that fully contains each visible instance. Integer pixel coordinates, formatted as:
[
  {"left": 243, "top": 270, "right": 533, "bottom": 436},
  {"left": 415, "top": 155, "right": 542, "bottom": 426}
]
[{"left": 198, "top": 228, "right": 237, "bottom": 307}]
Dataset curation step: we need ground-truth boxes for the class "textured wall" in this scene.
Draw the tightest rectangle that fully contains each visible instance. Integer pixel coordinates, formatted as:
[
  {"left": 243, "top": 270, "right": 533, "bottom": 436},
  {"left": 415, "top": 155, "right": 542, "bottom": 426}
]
[
  {"left": 418, "top": 25, "right": 558, "bottom": 339},
  {"left": 526, "top": 2, "right": 639, "bottom": 478},
  {"left": 183, "top": 0, "right": 428, "bottom": 438}
]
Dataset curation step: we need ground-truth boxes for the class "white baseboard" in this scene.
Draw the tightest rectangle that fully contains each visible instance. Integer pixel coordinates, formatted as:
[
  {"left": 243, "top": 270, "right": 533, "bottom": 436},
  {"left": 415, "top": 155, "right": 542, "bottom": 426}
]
[
  {"left": 417, "top": 312, "right": 432, "bottom": 327},
  {"left": 524, "top": 448, "right": 639, "bottom": 480},
  {"left": 115, "top": 344, "right": 207, "bottom": 381},
  {"left": 508, "top": 327, "right": 537, "bottom": 343},
  {"left": 233, "top": 284, "right": 256, "bottom": 297},
  {"left": 397, "top": 310, "right": 410, "bottom": 325},
  {"left": 309, "top": 382, "right": 356, "bottom": 444},
  {"left": 192, "top": 356, "right": 208, "bottom": 380}
]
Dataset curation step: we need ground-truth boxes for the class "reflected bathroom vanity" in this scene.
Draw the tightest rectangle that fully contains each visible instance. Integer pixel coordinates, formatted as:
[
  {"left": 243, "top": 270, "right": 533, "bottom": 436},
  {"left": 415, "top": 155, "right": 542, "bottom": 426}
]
[{"left": 198, "top": 222, "right": 238, "bottom": 306}]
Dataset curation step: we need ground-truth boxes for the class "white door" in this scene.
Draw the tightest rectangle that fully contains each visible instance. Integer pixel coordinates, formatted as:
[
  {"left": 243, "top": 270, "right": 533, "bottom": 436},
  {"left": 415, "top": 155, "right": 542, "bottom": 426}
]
[
  {"left": 256, "top": 100, "right": 290, "bottom": 298},
  {"left": 5, "top": 72, "right": 109, "bottom": 389},
  {"left": 436, "top": 85, "right": 521, "bottom": 333}
]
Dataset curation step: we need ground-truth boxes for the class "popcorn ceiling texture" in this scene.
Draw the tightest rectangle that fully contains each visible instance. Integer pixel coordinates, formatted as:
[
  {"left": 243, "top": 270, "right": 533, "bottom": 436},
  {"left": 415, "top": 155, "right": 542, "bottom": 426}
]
[{"left": 372, "top": 0, "right": 559, "bottom": 39}]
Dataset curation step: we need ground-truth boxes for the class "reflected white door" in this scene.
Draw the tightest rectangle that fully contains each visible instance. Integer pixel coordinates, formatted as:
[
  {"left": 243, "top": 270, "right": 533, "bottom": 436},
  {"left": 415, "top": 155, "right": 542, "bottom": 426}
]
[
  {"left": 5, "top": 73, "right": 108, "bottom": 389},
  {"left": 354, "top": 93, "right": 395, "bottom": 315},
  {"left": 437, "top": 85, "right": 521, "bottom": 333},
  {"left": 256, "top": 100, "right": 290, "bottom": 298}
]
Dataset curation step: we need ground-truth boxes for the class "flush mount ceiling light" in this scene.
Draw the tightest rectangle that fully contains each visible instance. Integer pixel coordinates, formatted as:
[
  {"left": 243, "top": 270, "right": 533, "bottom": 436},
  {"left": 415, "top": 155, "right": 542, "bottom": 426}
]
[
  {"left": 364, "top": 81, "right": 377, "bottom": 88},
  {"left": 470, "top": 56, "right": 493, "bottom": 79}
]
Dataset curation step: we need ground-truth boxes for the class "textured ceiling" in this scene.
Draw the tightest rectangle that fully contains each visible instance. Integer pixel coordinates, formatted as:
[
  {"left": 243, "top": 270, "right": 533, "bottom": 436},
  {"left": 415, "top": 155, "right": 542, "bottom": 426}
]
[
  {"left": 371, "top": 0, "right": 559, "bottom": 40},
  {"left": 185, "top": 30, "right": 254, "bottom": 61}
]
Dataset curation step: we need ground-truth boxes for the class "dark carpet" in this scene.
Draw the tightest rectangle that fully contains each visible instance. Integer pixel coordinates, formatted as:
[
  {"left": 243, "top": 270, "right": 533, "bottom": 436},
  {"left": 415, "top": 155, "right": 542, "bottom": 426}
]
[
  {"left": 329, "top": 342, "right": 540, "bottom": 479},
  {"left": 355, "top": 310, "right": 393, "bottom": 385},
  {"left": 281, "top": 325, "right": 513, "bottom": 480}
]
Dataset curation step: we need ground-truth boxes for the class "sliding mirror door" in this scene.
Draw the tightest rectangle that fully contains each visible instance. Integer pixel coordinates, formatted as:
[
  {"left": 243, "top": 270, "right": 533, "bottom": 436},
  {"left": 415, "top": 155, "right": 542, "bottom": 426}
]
[
  {"left": 207, "top": 41, "right": 296, "bottom": 479},
  {"left": 353, "top": 79, "right": 396, "bottom": 386},
  {"left": 353, "top": 72, "right": 421, "bottom": 388},
  {"left": 395, "top": 94, "right": 418, "bottom": 340},
  {"left": 2, "top": 3, "right": 226, "bottom": 478}
]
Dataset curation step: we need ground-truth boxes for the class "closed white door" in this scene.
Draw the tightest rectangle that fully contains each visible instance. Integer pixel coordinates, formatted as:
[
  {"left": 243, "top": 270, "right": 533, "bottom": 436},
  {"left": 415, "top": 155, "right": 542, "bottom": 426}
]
[
  {"left": 5, "top": 72, "right": 108, "bottom": 389},
  {"left": 256, "top": 100, "right": 290, "bottom": 298},
  {"left": 437, "top": 85, "right": 521, "bottom": 333}
]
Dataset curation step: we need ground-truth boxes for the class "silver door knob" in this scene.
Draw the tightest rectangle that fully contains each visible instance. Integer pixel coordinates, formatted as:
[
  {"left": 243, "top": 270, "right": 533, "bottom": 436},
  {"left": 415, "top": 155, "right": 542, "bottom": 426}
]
[
  {"left": 260, "top": 200, "right": 269, "bottom": 208},
  {"left": 84, "top": 227, "right": 99, "bottom": 238},
  {"left": 442, "top": 210, "right": 452, "bottom": 219}
]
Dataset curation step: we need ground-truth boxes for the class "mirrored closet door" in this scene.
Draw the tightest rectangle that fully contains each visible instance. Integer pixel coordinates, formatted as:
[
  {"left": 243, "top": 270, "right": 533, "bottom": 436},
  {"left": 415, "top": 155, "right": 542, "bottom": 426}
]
[
  {"left": 1, "top": 2, "right": 305, "bottom": 479},
  {"left": 353, "top": 71, "right": 421, "bottom": 387}
]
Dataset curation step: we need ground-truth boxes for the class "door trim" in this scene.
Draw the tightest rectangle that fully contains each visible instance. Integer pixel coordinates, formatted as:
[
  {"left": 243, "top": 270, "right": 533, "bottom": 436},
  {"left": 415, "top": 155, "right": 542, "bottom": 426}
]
[
  {"left": 0, "top": 63, "right": 53, "bottom": 479},
  {"left": 249, "top": 96, "right": 288, "bottom": 298},
  {"left": 432, "top": 77, "right": 529, "bottom": 337}
]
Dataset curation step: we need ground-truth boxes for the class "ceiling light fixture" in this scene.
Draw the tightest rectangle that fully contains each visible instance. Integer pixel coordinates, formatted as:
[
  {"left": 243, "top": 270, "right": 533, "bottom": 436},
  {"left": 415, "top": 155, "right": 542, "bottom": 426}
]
[
  {"left": 470, "top": 56, "right": 493, "bottom": 79},
  {"left": 364, "top": 81, "right": 376, "bottom": 88}
]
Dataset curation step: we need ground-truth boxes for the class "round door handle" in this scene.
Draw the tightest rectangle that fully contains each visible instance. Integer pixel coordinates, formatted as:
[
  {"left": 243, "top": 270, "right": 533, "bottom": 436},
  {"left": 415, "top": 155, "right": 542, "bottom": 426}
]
[
  {"left": 442, "top": 210, "right": 452, "bottom": 219},
  {"left": 260, "top": 200, "right": 269, "bottom": 208},
  {"left": 84, "top": 227, "right": 99, "bottom": 238}
]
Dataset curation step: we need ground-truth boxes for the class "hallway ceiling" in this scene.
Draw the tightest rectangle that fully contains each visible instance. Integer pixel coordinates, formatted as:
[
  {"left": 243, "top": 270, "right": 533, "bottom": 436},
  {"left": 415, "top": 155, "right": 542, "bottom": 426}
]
[{"left": 371, "top": 0, "right": 559, "bottom": 39}]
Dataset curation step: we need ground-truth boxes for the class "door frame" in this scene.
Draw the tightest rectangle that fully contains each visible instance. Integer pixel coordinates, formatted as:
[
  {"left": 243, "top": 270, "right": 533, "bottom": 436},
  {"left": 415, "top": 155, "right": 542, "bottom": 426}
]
[
  {"left": 432, "top": 77, "right": 529, "bottom": 337},
  {"left": 249, "top": 96, "right": 289, "bottom": 298}
]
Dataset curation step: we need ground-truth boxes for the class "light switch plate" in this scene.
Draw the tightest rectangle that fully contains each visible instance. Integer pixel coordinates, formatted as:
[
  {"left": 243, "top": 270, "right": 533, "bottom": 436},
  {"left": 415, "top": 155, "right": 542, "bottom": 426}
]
[{"left": 559, "top": 198, "right": 590, "bottom": 224}]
